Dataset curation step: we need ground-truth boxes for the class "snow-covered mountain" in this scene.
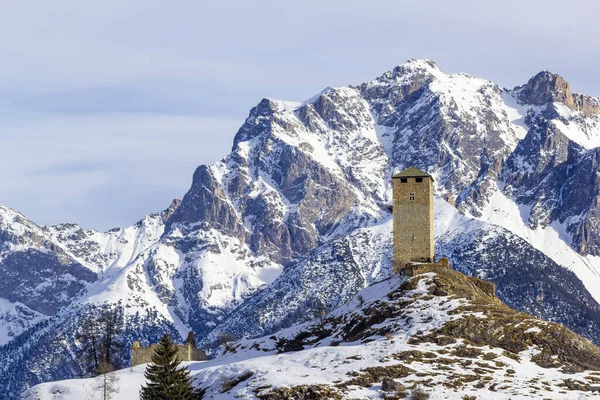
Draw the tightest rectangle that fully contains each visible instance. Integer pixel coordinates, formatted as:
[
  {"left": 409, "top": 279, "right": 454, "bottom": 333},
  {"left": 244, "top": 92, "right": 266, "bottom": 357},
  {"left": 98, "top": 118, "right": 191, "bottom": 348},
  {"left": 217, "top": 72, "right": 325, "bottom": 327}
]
[
  {"left": 2, "top": 59, "right": 600, "bottom": 398},
  {"left": 24, "top": 264, "right": 600, "bottom": 399},
  {"left": 202, "top": 200, "right": 600, "bottom": 349}
]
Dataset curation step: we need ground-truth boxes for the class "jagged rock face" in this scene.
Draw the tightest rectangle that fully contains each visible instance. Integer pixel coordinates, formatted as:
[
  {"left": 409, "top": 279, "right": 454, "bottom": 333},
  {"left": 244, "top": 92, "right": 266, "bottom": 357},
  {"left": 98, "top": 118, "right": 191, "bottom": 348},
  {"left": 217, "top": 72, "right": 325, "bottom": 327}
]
[
  {"left": 0, "top": 206, "right": 98, "bottom": 315},
  {"left": 502, "top": 107, "right": 600, "bottom": 254},
  {"left": 5, "top": 59, "right": 600, "bottom": 399},
  {"left": 573, "top": 92, "right": 600, "bottom": 115},
  {"left": 502, "top": 112, "right": 578, "bottom": 228},
  {"left": 173, "top": 90, "right": 384, "bottom": 265},
  {"left": 45, "top": 204, "right": 173, "bottom": 273},
  {"left": 359, "top": 60, "right": 522, "bottom": 215},
  {"left": 167, "top": 165, "right": 245, "bottom": 239},
  {"left": 0, "top": 202, "right": 185, "bottom": 398},
  {"left": 517, "top": 71, "right": 600, "bottom": 115},
  {"left": 0, "top": 250, "right": 95, "bottom": 315},
  {"left": 202, "top": 222, "right": 392, "bottom": 344},
  {"left": 167, "top": 59, "right": 600, "bottom": 267},
  {"left": 517, "top": 71, "right": 575, "bottom": 107}
]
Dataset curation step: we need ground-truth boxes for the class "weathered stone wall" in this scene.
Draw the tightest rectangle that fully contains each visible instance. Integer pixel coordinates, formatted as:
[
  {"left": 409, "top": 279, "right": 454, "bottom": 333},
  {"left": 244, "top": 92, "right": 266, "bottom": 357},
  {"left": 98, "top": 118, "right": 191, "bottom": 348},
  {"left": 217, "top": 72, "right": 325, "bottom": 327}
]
[
  {"left": 402, "top": 258, "right": 450, "bottom": 277},
  {"left": 131, "top": 342, "right": 207, "bottom": 366},
  {"left": 392, "top": 175, "right": 434, "bottom": 270},
  {"left": 401, "top": 258, "right": 497, "bottom": 297}
]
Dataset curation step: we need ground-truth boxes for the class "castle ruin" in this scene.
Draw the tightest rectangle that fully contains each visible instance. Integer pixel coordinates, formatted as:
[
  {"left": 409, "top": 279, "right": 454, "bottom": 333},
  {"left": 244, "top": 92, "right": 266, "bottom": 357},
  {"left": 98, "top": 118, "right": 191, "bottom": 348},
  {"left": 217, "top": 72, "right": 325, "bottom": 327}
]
[
  {"left": 392, "top": 167, "right": 435, "bottom": 271},
  {"left": 131, "top": 331, "right": 208, "bottom": 366}
]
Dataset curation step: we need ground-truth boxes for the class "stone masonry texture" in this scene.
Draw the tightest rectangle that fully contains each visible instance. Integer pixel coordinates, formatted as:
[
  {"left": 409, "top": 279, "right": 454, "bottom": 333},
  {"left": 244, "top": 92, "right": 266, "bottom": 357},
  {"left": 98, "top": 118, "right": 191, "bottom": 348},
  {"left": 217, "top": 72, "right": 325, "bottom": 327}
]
[
  {"left": 130, "top": 338, "right": 207, "bottom": 366},
  {"left": 392, "top": 169, "right": 434, "bottom": 269}
]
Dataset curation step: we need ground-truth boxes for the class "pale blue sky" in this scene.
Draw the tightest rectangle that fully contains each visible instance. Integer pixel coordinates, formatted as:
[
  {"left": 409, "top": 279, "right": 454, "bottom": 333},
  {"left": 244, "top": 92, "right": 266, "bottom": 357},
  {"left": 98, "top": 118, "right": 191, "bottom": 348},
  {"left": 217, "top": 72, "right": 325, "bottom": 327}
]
[{"left": 1, "top": 0, "right": 598, "bottom": 230}]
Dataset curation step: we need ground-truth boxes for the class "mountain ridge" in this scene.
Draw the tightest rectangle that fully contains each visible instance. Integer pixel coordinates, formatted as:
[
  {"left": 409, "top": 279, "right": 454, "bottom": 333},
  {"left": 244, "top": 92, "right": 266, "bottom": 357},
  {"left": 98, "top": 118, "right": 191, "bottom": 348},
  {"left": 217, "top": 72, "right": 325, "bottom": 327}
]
[{"left": 2, "top": 59, "right": 600, "bottom": 398}]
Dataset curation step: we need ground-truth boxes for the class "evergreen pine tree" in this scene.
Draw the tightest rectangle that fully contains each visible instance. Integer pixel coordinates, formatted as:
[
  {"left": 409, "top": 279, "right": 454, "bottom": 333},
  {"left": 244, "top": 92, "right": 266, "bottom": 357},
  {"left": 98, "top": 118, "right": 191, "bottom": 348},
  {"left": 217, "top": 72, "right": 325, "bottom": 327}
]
[{"left": 139, "top": 333, "right": 202, "bottom": 400}]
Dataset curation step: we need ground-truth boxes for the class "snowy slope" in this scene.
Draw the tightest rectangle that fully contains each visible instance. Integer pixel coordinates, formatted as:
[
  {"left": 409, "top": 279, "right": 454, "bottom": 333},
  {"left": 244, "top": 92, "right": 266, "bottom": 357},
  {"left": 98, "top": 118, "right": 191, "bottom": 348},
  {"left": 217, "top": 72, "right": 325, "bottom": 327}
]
[
  {"left": 478, "top": 186, "right": 600, "bottom": 302},
  {"left": 0, "top": 299, "right": 46, "bottom": 346},
  {"left": 204, "top": 198, "right": 600, "bottom": 351},
  {"left": 25, "top": 266, "right": 600, "bottom": 399}
]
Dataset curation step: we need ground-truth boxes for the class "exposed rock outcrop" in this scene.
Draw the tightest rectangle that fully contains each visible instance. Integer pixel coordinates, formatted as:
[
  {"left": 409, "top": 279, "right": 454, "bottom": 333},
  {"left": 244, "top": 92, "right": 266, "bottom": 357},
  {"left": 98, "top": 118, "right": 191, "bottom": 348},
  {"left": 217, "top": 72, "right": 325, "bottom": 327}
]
[{"left": 517, "top": 70, "right": 600, "bottom": 115}]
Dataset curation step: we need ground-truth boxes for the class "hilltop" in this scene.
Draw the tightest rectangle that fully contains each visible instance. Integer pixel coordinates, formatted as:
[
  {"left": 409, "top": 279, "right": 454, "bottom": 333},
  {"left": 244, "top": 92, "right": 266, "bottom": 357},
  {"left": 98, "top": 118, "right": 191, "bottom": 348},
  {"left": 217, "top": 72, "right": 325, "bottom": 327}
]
[{"left": 25, "top": 264, "right": 600, "bottom": 399}]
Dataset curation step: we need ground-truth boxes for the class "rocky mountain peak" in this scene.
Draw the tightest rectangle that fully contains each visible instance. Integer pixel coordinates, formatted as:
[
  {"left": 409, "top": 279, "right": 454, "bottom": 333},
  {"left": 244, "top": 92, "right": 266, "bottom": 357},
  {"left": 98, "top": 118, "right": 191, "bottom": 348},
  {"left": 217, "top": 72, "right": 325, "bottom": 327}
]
[
  {"left": 164, "top": 198, "right": 181, "bottom": 220},
  {"left": 517, "top": 70, "right": 574, "bottom": 107},
  {"left": 360, "top": 59, "right": 440, "bottom": 98},
  {"left": 232, "top": 98, "right": 280, "bottom": 147},
  {"left": 391, "top": 58, "right": 440, "bottom": 76},
  {"left": 516, "top": 70, "right": 600, "bottom": 115}
]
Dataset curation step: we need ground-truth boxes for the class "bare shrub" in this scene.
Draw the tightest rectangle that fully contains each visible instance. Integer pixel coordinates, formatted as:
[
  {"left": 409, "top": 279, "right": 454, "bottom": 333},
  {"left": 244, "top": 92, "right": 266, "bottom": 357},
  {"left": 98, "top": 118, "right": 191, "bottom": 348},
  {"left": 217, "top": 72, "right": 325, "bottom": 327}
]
[
  {"left": 357, "top": 295, "right": 365, "bottom": 306},
  {"left": 410, "top": 386, "right": 430, "bottom": 400},
  {"left": 221, "top": 371, "right": 254, "bottom": 392},
  {"left": 218, "top": 333, "right": 237, "bottom": 353},
  {"left": 95, "top": 361, "right": 119, "bottom": 400}
]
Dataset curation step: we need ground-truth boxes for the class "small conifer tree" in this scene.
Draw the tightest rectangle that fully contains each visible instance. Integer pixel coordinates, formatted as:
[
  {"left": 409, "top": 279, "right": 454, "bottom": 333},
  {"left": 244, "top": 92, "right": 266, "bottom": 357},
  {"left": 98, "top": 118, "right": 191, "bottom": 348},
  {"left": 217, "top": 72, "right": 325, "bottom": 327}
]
[{"left": 139, "top": 333, "right": 202, "bottom": 400}]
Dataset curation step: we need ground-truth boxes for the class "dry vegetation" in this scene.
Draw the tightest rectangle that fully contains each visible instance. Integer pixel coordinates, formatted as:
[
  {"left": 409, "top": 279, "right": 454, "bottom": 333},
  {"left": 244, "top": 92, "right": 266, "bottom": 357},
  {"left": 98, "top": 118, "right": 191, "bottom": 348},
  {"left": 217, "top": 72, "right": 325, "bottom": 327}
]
[{"left": 244, "top": 265, "right": 600, "bottom": 398}]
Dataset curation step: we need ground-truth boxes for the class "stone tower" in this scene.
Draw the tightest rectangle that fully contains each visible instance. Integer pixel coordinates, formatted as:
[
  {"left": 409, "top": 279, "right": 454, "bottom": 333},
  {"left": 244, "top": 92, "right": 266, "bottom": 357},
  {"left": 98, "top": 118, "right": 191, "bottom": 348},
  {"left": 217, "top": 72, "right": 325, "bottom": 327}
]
[{"left": 392, "top": 167, "right": 434, "bottom": 269}]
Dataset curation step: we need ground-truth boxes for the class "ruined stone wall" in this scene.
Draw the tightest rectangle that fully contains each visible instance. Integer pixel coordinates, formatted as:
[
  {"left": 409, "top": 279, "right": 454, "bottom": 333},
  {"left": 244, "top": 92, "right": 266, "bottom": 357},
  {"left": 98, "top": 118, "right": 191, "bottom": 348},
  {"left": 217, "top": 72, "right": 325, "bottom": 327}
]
[
  {"left": 131, "top": 342, "right": 207, "bottom": 367},
  {"left": 401, "top": 259, "right": 496, "bottom": 297},
  {"left": 392, "top": 176, "right": 434, "bottom": 269},
  {"left": 402, "top": 258, "right": 450, "bottom": 277}
]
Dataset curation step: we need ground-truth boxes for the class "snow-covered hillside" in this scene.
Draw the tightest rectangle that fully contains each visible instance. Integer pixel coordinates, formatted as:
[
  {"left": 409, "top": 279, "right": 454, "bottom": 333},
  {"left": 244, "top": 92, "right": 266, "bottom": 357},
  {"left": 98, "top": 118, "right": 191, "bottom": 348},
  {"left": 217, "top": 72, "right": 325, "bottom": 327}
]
[
  {"left": 25, "top": 265, "right": 600, "bottom": 399},
  {"left": 3, "top": 59, "right": 600, "bottom": 398}
]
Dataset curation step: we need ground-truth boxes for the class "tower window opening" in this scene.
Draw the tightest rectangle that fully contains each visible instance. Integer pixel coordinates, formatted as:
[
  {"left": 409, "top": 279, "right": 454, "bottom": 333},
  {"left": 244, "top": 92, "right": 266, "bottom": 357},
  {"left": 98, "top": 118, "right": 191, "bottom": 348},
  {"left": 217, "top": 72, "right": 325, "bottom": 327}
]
[
  {"left": 416, "top": 177, "right": 423, "bottom": 183},
  {"left": 400, "top": 178, "right": 408, "bottom": 183},
  {"left": 409, "top": 192, "right": 415, "bottom": 201}
]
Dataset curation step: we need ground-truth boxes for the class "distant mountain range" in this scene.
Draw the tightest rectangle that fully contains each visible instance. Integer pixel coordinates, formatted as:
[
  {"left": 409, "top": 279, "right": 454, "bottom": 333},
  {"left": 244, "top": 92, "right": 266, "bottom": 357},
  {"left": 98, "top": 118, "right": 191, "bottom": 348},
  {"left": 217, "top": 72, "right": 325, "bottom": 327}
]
[{"left": 2, "top": 59, "right": 600, "bottom": 398}]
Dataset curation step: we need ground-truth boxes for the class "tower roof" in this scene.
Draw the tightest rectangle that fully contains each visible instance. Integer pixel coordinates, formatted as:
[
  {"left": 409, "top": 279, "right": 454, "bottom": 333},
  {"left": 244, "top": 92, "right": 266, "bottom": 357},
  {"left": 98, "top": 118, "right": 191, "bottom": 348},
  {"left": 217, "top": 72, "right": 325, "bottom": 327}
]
[{"left": 392, "top": 167, "right": 434, "bottom": 180}]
